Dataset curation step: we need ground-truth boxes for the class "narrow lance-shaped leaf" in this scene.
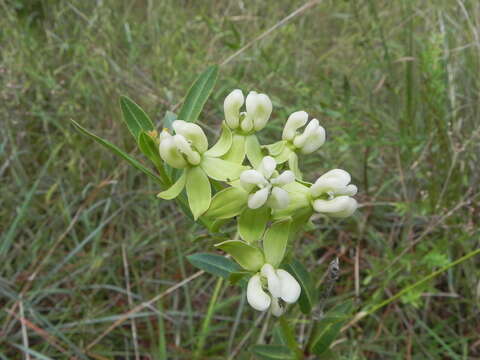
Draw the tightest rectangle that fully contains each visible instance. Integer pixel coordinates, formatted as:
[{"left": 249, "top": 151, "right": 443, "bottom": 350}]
[
  {"left": 71, "top": 120, "right": 163, "bottom": 185},
  {"left": 215, "top": 240, "right": 264, "bottom": 271},
  {"left": 250, "top": 344, "right": 296, "bottom": 360},
  {"left": 157, "top": 170, "right": 187, "bottom": 200},
  {"left": 283, "top": 259, "right": 316, "bottom": 314},
  {"left": 187, "top": 253, "right": 241, "bottom": 279},
  {"left": 120, "top": 96, "right": 154, "bottom": 140},
  {"left": 205, "top": 187, "right": 248, "bottom": 220},
  {"left": 308, "top": 300, "right": 353, "bottom": 355},
  {"left": 245, "top": 134, "right": 263, "bottom": 168},
  {"left": 204, "top": 122, "right": 232, "bottom": 157},
  {"left": 178, "top": 65, "right": 219, "bottom": 123},
  {"left": 263, "top": 218, "right": 292, "bottom": 267},
  {"left": 238, "top": 206, "right": 270, "bottom": 243},
  {"left": 186, "top": 166, "right": 211, "bottom": 220},
  {"left": 200, "top": 156, "right": 247, "bottom": 182}
]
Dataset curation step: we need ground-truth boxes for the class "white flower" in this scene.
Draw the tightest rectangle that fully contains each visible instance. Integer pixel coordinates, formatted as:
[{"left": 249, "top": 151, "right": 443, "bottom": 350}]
[
  {"left": 310, "top": 169, "right": 358, "bottom": 218},
  {"left": 240, "top": 156, "right": 294, "bottom": 209},
  {"left": 246, "top": 264, "right": 301, "bottom": 317},
  {"left": 282, "top": 111, "right": 325, "bottom": 154},
  {"left": 223, "top": 89, "right": 272, "bottom": 133},
  {"left": 158, "top": 120, "right": 208, "bottom": 168}
]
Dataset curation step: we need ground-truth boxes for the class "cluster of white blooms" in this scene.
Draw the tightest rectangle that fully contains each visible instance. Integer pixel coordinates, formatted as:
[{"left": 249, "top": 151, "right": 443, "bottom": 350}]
[
  {"left": 247, "top": 264, "right": 301, "bottom": 317},
  {"left": 224, "top": 90, "right": 272, "bottom": 133},
  {"left": 159, "top": 120, "right": 208, "bottom": 168},
  {"left": 153, "top": 88, "right": 358, "bottom": 316},
  {"left": 240, "top": 156, "right": 295, "bottom": 210},
  {"left": 282, "top": 111, "right": 325, "bottom": 154}
]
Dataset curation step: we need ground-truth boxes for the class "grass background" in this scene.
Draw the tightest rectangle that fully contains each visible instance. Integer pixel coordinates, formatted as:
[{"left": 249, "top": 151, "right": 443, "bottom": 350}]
[{"left": 1, "top": 0, "right": 479, "bottom": 358}]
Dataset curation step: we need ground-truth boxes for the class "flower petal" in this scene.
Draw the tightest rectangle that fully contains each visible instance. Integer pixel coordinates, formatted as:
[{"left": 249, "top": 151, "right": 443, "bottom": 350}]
[
  {"left": 258, "top": 156, "right": 277, "bottom": 179},
  {"left": 173, "top": 120, "right": 208, "bottom": 153},
  {"left": 268, "top": 187, "right": 290, "bottom": 210},
  {"left": 282, "top": 111, "right": 308, "bottom": 141},
  {"left": 271, "top": 170, "right": 295, "bottom": 186},
  {"left": 224, "top": 89, "right": 244, "bottom": 129},
  {"left": 159, "top": 136, "right": 188, "bottom": 169},
  {"left": 270, "top": 296, "right": 284, "bottom": 317},
  {"left": 277, "top": 269, "right": 301, "bottom": 304},
  {"left": 247, "top": 275, "right": 271, "bottom": 311},
  {"left": 261, "top": 264, "right": 282, "bottom": 298},
  {"left": 248, "top": 187, "right": 270, "bottom": 209},
  {"left": 312, "top": 196, "right": 358, "bottom": 218}
]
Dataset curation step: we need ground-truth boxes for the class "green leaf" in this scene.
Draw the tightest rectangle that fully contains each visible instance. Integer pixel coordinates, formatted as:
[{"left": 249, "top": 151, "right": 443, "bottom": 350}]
[
  {"left": 264, "top": 219, "right": 292, "bottom": 267},
  {"left": 157, "top": 170, "right": 186, "bottom": 200},
  {"left": 309, "top": 300, "right": 353, "bottom": 355},
  {"left": 215, "top": 240, "right": 264, "bottom": 271},
  {"left": 71, "top": 120, "right": 163, "bottom": 185},
  {"left": 138, "top": 131, "right": 161, "bottom": 164},
  {"left": 288, "top": 153, "right": 302, "bottom": 180},
  {"left": 264, "top": 140, "right": 286, "bottom": 157},
  {"left": 228, "top": 271, "right": 250, "bottom": 285},
  {"left": 250, "top": 344, "right": 296, "bottom": 360},
  {"left": 245, "top": 134, "right": 263, "bottom": 167},
  {"left": 205, "top": 186, "right": 248, "bottom": 219},
  {"left": 120, "top": 96, "right": 154, "bottom": 140},
  {"left": 283, "top": 259, "right": 316, "bottom": 314},
  {"left": 204, "top": 122, "right": 232, "bottom": 157},
  {"left": 274, "top": 146, "right": 293, "bottom": 164},
  {"left": 222, "top": 134, "right": 246, "bottom": 163},
  {"left": 200, "top": 156, "right": 247, "bottom": 181},
  {"left": 186, "top": 167, "right": 211, "bottom": 220},
  {"left": 187, "top": 253, "right": 241, "bottom": 279},
  {"left": 238, "top": 206, "right": 270, "bottom": 243},
  {"left": 178, "top": 65, "right": 219, "bottom": 123}
]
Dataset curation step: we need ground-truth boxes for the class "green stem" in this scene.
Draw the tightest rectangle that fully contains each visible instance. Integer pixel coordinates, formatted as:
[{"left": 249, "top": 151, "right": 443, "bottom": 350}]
[{"left": 194, "top": 277, "right": 224, "bottom": 359}]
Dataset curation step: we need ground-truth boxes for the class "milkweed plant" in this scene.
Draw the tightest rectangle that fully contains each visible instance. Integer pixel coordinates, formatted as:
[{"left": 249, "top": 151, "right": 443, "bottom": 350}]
[{"left": 72, "top": 66, "right": 358, "bottom": 358}]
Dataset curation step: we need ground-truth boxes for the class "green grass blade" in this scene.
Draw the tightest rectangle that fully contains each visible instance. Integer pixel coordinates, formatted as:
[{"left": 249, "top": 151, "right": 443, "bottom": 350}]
[{"left": 1, "top": 144, "right": 62, "bottom": 256}]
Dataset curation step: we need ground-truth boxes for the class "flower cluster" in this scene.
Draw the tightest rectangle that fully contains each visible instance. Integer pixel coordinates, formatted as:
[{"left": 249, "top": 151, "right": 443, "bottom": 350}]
[{"left": 153, "top": 88, "right": 359, "bottom": 315}]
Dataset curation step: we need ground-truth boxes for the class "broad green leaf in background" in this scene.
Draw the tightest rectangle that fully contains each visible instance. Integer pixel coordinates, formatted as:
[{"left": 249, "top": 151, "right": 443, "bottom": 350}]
[
  {"left": 200, "top": 156, "right": 247, "bottom": 181},
  {"left": 205, "top": 187, "right": 248, "bottom": 219},
  {"left": 245, "top": 134, "right": 263, "bottom": 168},
  {"left": 178, "top": 65, "right": 219, "bottom": 123},
  {"left": 308, "top": 300, "right": 353, "bottom": 356},
  {"left": 250, "top": 344, "right": 296, "bottom": 360},
  {"left": 120, "top": 96, "right": 154, "bottom": 140},
  {"left": 186, "top": 167, "right": 211, "bottom": 220},
  {"left": 156, "top": 170, "right": 186, "bottom": 200},
  {"left": 263, "top": 219, "right": 292, "bottom": 267},
  {"left": 204, "top": 122, "right": 232, "bottom": 157},
  {"left": 215, "top": 240, "right": 264, "bottom": 271},
  {"left": 71, "top": 120, "right": 163, "bottom": 185},
  {"left": 187, "top": 253, "right": 241, "bottom": 279},
  {"left": 283, "top": 259, "right": 316, "bottom": 314},
  {"left": 238, "top": 206, "right": 270, "bottom": 243}
]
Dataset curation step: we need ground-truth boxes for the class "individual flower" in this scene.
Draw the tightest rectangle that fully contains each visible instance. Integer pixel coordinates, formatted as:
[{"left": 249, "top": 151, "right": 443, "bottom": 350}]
[
  {"left": 282, "top": 111, "right": 326, "bottom": 154},
  {"left": 247, "top": 264, "right": 301, "bottom": 316},
  {"left": 224, "top": 89, "right": 273, "bottom": 133},
  {"left": 159, "top": 120, "right": 207, "bottom": 168},
  {"left": 265, "top": 111, "right": 325, "bottom": 180},
  {"left": 310, "top": 169, "right": 358, "bottom": 218},
  {"left": 157, "top": 120, "right": 246, "bottom": 219},
  {"left": 220, "top": 89, "right": 273, "bottom": 164},
  {"left": 240, "top": 156, "right": 295, "bottom": 210}
]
